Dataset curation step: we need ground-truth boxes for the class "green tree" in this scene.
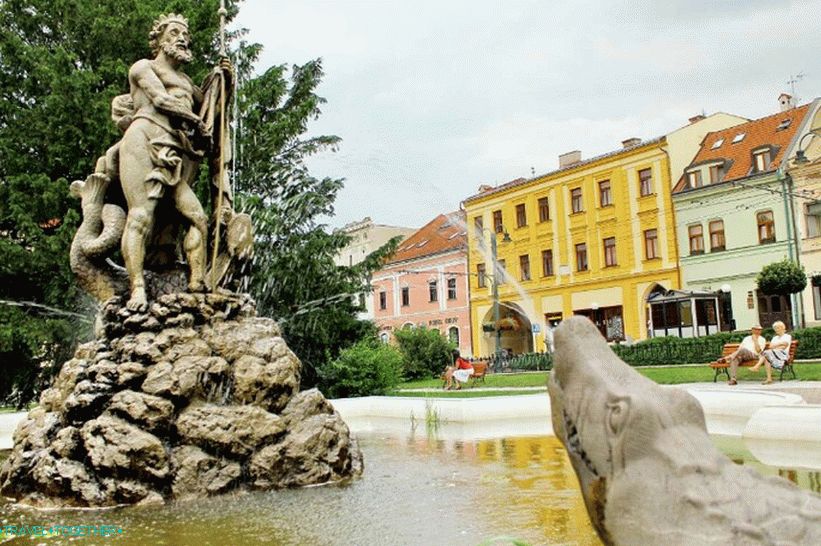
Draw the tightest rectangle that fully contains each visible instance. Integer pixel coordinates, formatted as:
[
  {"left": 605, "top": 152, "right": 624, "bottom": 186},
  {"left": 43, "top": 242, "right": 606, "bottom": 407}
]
[
  {"left": 0, "top": 0, "right": 234, "bottom": 404},
  {"left": 393, "top": 327, "right": 456, "bottom": 380},
  {"left": 756, "top": 259, "right": 807, "bottom": 296},
  {"left": 234, "top": 61, "right": 400, "bottom": 388}
]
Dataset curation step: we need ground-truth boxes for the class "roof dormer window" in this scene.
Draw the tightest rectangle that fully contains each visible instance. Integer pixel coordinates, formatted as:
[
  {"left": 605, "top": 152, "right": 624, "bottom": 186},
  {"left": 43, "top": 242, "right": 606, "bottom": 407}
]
[
  {"left": 711, "top": 138, "right": 724, "bottom": 149},
  {"left": 732, "top": 133, "right": 746, "bottom": 144},
  {"left": 776, "top": 119, "right": 792, "bottom": 131},
  {"left": 753, "top": 148, "right": 772, "bottom": 172},
  {"left": 687, "top": 170, "right": 703, "bottom": 189}
]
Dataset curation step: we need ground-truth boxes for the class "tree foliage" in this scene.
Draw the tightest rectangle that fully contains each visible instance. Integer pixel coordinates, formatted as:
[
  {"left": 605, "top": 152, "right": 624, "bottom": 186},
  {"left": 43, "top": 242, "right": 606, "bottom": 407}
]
[
  {"left": 235, "top": 61, "right": 399, "bottom": 388},
  {"left": 0, "top": 0, "right": 239, "bottom": 404},
  {"left": 756, "top": 259, "right": 807, "bottom": 296},
  {"left": 0, "top": 0, "right": 396, "bottom": 402},
  {"left": 393, "top": 327, "right": 456, "bottom": 380}
]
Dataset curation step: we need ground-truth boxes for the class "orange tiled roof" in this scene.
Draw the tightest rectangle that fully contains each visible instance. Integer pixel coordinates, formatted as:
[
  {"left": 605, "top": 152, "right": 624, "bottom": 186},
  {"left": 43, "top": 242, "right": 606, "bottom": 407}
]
[
  {"left": 673, "top": 104, "right": 811, "bottom": 193},
  {"left": 386, "top": 211, "right": 466, "bottom": 264}
]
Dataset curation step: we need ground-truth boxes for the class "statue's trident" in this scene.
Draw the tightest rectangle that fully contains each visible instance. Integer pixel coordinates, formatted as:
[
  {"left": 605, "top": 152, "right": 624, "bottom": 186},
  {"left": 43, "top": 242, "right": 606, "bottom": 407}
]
[{"left": 210, "top": 0, "right": 229, "bottom": 293}]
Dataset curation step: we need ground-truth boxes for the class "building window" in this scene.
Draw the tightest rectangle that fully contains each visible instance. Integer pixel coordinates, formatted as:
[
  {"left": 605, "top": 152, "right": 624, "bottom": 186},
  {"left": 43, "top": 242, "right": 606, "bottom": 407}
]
[
  {"left": 477, "top": 263, "right": 486, "bottom": 288},
  {"left": 379, "top": 332, "right": 389, "bottom": 343},
  {"left": 807, "top": 203, "right": 821, "bottom": 238},
  {"left": 519, "top": 254, "right": 531, "bottom": 281},
  {"left": 493, "top": 210, "right": 503, "bottom": 233},
  {"left": 428, "top": 280, "right": 438, "bottom": 302},
  {"left": 379, "top": 291, "right": 387, "bottom": 310},
  {"left": 644, "top": 229, "right": 658, "bottom": 259},
  {"left": 598, "top": 180, "right": 612, "bottom": 206},
  {"left": 814, "top": 285, "right": 821, "bottom": 320},
  {"left": 496, "top": 260, "right": 507, "bottom": 284},
  {"left": 448, "top": 326, "right": 459, "bottom": 346},
  {"left": 515, "top": 203, "right": 527, "bottom": 228},
  {"left": 708, "top": 164, "right": 723, "bottom": 184},
  {"left": 541, "top": 249, "right": 554, "bottom": 276},
  {"left": 401, "top": 287, "right": 410, "bottom": 306},
  {"left": 639, "top": 168, "right": 654, "bottom": 196},
  {"left": 687, "top": 170, "right": 702, "bottom": 189},
  {"left": 538, "top": 197, "right": 550, "bottom": 222},
  {"left": 447, "top": 277, "right": 457, "bottom": 300},
  {"left": 575, "top": 243, "right": 588, "bottom": 271},
  {"left": 571, "top": 188, "right": 583, "bottom": 213},
  {"left": 473, "top": 215, "right": 483, "bottom": 237},
  {"left": 688, "top": 224, "right": 704, "bottom": 255},
  {"left": 603, "top": 237, "right": 617, "bottom": 267},
  {"left": 753, "top": 149, "right": 771, "bottom": 172},
  {"left": 709, "top": 220, "right": 725, "bottom": 251},
  {"left": 757, "top": 210, "right": 775, "bottom": 243}
]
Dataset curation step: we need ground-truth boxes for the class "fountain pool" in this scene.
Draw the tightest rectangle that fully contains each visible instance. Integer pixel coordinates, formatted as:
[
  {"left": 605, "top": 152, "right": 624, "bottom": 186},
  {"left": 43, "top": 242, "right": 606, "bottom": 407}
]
[{"left": 2, "top": 427, "right": 819, "bottom": 545}]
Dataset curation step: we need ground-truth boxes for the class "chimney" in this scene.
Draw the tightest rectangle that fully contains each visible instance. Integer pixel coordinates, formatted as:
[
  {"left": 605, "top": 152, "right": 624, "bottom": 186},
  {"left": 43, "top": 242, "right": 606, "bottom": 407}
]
[
  {"left": 558, "top": 150, "right": 582, "bottom": 168},
  {"left": 689, "top": 114, "right": 706, "bottom": 124},
  {"left": 622, "top": 137, "right": 641, "bottom": 148},
  {"left": 779, "top": 93, "right": 795, "bottom": 112}
]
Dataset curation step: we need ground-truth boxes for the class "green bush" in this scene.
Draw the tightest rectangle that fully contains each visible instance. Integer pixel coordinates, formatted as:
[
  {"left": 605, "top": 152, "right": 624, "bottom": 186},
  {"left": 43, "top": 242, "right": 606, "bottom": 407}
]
[
  {"left": 319, "top": 339, "right": 404, "bottom": 398},
  {"left": 393, "top": 327, "right": 455, "bottom": 379},
  {"left": 611, "top": 325, "right": 821, "bottom": 366}
]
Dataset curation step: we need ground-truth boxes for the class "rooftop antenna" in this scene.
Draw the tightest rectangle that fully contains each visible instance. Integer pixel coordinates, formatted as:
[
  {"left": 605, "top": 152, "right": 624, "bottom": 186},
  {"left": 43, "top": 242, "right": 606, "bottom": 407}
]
[
  {"left": 787, "top": 72, "right": 805, "bottom": 102},
  {"left": 530, "top": 166, "right": 536, "bottom": 177}
]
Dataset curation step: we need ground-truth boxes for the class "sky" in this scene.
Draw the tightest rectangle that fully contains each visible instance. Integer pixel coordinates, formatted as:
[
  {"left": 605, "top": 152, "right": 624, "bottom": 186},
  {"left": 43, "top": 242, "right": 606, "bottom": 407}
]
[{"left": 234, "top": 0, "right": 821, "bottom": 230}]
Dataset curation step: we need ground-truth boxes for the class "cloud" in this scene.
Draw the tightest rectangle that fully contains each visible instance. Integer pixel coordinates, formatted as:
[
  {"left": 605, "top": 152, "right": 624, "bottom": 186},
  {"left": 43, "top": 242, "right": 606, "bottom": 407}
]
[{"left": 235, "top": 0, "right": 821, "bottom": 229}]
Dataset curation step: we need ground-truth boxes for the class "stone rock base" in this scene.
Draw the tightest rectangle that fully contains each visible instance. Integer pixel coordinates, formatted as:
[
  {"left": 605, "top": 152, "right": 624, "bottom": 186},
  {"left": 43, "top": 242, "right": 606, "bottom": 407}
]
[{"left": 0, "top": 293, "right": 363, "bottom": 507}]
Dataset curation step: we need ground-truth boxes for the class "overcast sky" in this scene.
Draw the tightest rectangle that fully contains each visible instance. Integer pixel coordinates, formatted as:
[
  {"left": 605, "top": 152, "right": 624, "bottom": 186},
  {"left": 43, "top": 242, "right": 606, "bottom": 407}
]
[{"left": 235, "top": 0, "right": 821, "bottom": 229}]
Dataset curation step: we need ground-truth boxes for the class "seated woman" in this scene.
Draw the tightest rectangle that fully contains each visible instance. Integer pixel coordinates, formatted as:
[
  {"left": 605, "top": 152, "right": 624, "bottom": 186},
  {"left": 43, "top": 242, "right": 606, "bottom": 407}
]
[
  {"left": 444, "top": 349, "right": 474, "bottom": 390},
  {"left": 751, "top": 320, "right": 791, "bottom": 385}
]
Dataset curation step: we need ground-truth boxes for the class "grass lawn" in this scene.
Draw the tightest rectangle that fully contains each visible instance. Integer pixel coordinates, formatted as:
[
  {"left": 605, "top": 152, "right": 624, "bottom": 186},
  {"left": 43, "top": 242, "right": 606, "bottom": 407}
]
[{"left": 393, "top": 361, "right": 821, "bottom": 397}]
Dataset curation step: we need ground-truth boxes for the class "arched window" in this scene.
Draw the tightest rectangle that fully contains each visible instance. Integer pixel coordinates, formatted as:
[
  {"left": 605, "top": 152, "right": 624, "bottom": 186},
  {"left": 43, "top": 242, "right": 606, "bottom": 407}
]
[
  {"left": 448, "top": 326, "right": 459, "bottom": 347},
  {"left": 379, "top": 332, "right": 390, "bottom": 344}
]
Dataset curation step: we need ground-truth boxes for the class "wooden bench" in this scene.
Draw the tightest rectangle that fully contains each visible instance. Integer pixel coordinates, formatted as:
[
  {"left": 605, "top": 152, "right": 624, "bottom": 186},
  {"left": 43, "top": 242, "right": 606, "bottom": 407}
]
[
  {"left": 708, "top": 341, "right": 798, "bottom": 382},
  {"left": 441, "top": 361, "right": 489, "bottom": 388}
]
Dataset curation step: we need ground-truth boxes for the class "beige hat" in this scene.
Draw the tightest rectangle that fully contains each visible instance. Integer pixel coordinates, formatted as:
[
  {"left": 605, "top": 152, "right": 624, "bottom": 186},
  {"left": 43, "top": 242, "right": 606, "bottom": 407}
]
[{"left": 751, "top": 324, "right": 763, "bottom": 330}]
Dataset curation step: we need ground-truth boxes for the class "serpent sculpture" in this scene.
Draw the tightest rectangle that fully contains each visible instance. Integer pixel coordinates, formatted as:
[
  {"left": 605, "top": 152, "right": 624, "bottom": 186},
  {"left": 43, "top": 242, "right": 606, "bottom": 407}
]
[
  {"left": 548, "top": 317, "right": 821, "bottom": 545},
  {"left": 69, "top": 166, "right": 128, "bottom": 302}
]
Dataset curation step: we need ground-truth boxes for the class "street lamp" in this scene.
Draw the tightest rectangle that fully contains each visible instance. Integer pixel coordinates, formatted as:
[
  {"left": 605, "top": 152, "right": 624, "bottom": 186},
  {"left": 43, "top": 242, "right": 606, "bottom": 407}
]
[{"left": 486, "top": 228, "right": 511, "bottom": 360}]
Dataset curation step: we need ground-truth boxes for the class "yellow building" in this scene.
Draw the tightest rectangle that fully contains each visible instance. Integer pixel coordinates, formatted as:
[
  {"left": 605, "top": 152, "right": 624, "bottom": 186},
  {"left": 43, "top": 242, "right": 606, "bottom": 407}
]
[{"left": 465, "top": 138, "right": 681, "bottom": 355}]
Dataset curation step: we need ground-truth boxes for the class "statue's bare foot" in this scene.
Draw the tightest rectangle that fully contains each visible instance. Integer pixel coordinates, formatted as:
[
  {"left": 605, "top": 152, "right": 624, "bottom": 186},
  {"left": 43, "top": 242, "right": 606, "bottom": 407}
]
[
  {"left": 126, "top": 287, "right": 148, "bottom": 312},
  {"left": 188, "top": 279, "right": 207, "bottom": 293}
]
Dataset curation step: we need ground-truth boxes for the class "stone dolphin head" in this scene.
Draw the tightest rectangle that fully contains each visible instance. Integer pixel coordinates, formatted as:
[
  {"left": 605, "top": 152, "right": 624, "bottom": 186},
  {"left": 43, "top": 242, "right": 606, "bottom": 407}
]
[{"left": 547, "top": 317, "right": 707, "bottom": 544}]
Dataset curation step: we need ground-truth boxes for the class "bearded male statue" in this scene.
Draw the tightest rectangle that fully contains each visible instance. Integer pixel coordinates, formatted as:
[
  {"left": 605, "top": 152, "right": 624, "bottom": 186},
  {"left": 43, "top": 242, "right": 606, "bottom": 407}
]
[
  {"left": 68, "top": 13, "right": 248, "bottom": 310},
  {"left": 119, "top": 13, "right": 214, "bottom": 311}
]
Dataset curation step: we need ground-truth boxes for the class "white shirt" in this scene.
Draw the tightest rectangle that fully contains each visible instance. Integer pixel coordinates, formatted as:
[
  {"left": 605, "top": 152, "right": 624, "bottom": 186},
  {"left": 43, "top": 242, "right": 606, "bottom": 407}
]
[
  {"left": 740, "top": 335, "right": 766, "bottom": 354},
  {"left": 769, "top": 333, "right": 792, "bottom": 351}
]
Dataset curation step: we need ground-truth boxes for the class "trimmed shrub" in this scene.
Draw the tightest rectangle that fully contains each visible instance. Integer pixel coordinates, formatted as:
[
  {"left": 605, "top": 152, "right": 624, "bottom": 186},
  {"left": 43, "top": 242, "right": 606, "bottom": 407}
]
[
  {"left": 611, "top": 325, "right": 821, "bottom": 366},
  {"left": 757, "top": 259, "right": 807, "bottom": 296},
  {"left": 320, "top": 340, "right": 404, "bottom": 398},
  {"left": 393, "top": 327, "right": 455, "bottom": 379}
]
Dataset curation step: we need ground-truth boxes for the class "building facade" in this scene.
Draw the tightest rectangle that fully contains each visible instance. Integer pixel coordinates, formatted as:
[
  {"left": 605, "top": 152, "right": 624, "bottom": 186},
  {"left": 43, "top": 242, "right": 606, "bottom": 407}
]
[
  {"left": 464, "top": 138, "right": 682, "bottom": 356},
  {"left": 333, "top": 217, "right": 416, "bottom": 320},
  {"left": 371, "top": 212, "right": 473, "bottom": 355},
  {"left": 672, "top": 99, "right": 818, "bottom": 331},
  {"left": 788, "top": 103, "right": 821, "bottom": 326}
]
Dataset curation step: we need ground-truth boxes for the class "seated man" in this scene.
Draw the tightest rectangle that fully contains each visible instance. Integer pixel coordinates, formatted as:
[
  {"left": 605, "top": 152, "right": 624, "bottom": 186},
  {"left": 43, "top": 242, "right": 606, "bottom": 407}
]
[
  {"left": 444, "top": 349, "right": 474, "bottom": 391},
  {"left": 718, "top": 324, "right": 766, "bottom": 385}
]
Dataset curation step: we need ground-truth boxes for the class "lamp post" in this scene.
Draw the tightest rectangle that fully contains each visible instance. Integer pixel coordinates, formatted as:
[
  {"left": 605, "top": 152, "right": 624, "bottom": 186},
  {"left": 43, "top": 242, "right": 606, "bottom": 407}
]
[{"left": 488, "top": 228, "right": 511, "bottom": 360}]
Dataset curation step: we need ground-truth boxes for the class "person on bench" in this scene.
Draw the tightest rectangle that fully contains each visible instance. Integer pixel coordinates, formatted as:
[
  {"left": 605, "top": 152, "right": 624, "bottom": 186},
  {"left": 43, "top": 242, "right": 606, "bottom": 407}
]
[
  {"left": 444, "top": 349, "right": 474, "bottom": 391},
  {"left": 751, "top": 320, "right": 791, "bottom": 385},
  {"left": 718, "top": 324, "right": 766, "bottom": 385}
]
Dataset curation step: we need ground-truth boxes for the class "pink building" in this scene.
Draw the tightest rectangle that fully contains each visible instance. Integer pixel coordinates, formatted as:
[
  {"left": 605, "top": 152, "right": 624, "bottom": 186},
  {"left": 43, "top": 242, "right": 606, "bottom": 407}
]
[{"left": 371, "top": 212, "right": 473, "bottom": 356}]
